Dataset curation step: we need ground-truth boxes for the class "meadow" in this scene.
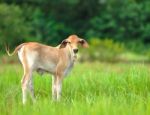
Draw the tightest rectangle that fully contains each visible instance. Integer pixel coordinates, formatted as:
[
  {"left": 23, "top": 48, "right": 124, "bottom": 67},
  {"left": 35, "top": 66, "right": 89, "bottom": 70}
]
[{"left": 0, "top": 62, "right": 150, "bottom": 115}]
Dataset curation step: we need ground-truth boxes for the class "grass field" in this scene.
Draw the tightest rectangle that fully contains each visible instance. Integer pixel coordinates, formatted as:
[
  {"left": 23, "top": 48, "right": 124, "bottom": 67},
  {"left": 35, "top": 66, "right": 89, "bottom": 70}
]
[{"left": 0, "top": 62, "right": 150, "bottom": 115}]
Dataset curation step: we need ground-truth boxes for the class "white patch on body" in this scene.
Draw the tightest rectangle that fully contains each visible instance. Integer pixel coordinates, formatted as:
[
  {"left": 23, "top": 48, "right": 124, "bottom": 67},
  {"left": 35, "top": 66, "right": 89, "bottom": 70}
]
[
  {"left": 63, "top": 45, "right": 76, "bottom": 76},
  {"left": 26, "top": 51, "right": 37, "bottom": 69},
  {"left": 37, "top": 61, "right": 57, "bottom": 74},
  {"left": 18, "top": 46, "right": 24, "bottom": 63},
  {"left": 64, "top": 61, "right": 74, "bottom": 76}
]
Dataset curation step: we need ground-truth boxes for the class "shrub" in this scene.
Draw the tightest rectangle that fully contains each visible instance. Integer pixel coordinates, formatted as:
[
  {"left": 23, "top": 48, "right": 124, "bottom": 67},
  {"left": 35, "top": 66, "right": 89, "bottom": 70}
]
[
  {"left": 80, "top": 38, "right": 125, "bottom": 62},
  {"left": 0, "top": 3, "right": 31, "bottom": 48}
]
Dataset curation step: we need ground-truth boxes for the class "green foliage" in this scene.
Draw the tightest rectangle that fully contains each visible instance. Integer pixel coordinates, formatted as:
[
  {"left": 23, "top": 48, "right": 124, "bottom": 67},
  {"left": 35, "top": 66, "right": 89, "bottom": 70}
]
[
  {"left": 87, "top": 0, "right": 150, "bottom": 42},
  {"left": 0, "top": 4, "right": 30, "bottom": 48},
  {"left": 0, "top": 0, "right": 150, "bottom": 59},
  {"left": 81, "top": 38, "right": 125, "bottom": 61},
  {"left": 80, "top": 37, "right": 150, "bottom": 62}
]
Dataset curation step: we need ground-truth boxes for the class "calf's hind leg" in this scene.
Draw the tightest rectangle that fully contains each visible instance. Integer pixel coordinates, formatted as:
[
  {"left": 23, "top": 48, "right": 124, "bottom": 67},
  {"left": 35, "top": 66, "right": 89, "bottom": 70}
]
[
  {"left": 28, "top": 75, "right": 35, "bottom": 103},
  {"left": 21, "top": 70, "right": 33, "bottom": 104}
]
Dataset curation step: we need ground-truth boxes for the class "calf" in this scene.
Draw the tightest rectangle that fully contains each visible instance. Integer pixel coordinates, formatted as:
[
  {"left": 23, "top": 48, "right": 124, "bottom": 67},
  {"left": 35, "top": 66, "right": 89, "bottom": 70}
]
[{"left": 6, "top": 35, "right": 88, "bottom": 104}]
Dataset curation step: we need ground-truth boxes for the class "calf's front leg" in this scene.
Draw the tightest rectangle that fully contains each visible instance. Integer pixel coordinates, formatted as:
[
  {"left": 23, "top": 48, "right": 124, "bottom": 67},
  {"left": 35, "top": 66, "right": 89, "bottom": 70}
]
[{"left": 52, "top": 75, "right": 63, "bottom": 101}]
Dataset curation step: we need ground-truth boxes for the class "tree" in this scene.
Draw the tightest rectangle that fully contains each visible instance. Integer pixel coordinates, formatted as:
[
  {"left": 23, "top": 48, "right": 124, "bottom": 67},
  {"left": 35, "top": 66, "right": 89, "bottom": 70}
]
[{"left": 0, "top": 3, "right": 30, "bottom": 48}]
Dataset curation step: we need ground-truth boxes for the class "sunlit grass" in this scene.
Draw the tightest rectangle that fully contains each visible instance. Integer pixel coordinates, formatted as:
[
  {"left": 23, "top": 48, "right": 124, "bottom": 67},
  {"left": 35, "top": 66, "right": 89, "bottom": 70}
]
[{"left": 0, "top": 62, "right": 150, "bottom": 115}]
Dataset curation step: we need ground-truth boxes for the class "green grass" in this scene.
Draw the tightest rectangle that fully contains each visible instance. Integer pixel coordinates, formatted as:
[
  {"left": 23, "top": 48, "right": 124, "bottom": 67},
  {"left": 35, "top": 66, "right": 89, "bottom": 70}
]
[{"left": 0, "top": 62, "right": 150, "bottom": 115}]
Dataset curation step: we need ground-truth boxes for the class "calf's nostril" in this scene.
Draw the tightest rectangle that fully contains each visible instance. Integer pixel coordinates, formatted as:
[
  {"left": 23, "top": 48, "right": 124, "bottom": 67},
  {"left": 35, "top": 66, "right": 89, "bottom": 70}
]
[{"left": 73, "top": 49, "right": 78, "bottom": 53}]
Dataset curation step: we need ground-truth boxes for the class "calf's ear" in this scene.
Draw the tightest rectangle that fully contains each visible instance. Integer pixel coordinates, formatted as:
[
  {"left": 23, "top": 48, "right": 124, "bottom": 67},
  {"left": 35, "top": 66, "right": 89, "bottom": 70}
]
[
  {"left": 79, "top": 39, "right": 89, "bottom": 48},
  {"left": 59, "top": 39, "right": 68, "bottom": 48}
]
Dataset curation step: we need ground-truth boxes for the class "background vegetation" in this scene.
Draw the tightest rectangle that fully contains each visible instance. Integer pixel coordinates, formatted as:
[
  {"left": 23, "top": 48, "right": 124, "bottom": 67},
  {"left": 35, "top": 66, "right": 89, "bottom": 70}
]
[{"left": 0, "top": 0, "right": 150, "bottom": 62}]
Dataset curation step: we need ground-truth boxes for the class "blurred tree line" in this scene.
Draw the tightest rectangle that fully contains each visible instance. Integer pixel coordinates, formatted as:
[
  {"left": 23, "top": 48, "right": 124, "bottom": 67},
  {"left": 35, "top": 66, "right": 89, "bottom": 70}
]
[{"left": 0, "top": 0, "right": 150, "bottom": 48}]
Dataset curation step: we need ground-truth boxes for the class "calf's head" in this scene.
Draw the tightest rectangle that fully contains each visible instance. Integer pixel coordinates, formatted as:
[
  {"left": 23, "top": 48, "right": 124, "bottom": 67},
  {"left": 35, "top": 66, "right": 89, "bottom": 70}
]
[{"left": 60, "top": 35, "right": 89, "bottom": 54}]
